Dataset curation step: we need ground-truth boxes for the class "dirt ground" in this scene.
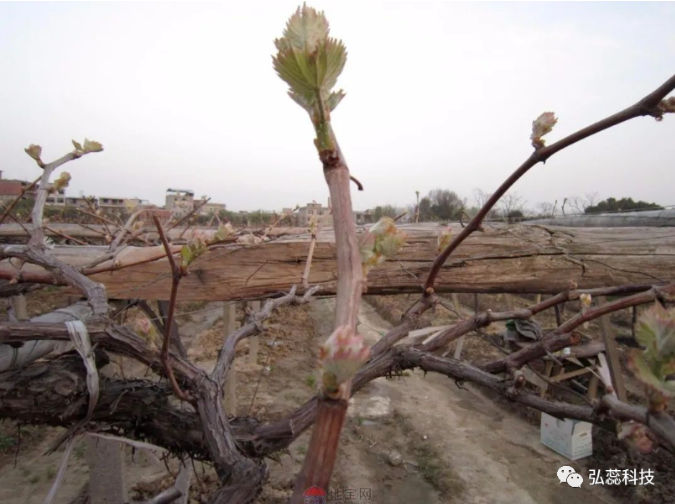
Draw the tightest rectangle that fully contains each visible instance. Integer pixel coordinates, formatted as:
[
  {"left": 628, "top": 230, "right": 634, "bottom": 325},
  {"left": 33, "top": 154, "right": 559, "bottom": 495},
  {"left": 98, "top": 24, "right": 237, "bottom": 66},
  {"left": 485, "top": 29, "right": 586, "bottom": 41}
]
[
  {"left": 0, "top": 290, "right": 673, "bottom": 503},
  {"left": 364, "top": 292, "right": 675, "bottom": 504}
]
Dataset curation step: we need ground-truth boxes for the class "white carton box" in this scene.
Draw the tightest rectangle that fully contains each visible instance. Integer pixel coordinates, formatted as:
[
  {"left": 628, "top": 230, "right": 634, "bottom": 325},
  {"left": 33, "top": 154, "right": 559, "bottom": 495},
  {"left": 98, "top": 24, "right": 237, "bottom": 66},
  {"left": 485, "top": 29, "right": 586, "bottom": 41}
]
[{"left": 540, "top": 412, "right": 593, "bottom": 460}]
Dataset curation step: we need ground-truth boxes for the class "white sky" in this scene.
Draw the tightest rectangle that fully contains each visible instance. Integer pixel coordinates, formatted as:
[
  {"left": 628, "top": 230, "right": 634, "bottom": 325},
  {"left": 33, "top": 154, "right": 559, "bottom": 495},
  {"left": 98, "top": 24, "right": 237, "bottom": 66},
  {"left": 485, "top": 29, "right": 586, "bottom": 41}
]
[{"left": 1, "top": 1, "right": 674, "bottom": 212}]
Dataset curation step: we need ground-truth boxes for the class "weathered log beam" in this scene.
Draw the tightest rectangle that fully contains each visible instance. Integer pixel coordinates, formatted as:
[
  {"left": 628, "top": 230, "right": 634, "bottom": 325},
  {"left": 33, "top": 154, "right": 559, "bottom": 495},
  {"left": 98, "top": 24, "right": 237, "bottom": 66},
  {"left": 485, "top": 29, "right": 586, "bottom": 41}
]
[
  {"left": 530, "top": 209, "right": 675, "bottom": 228},
  {"left": 0, "top": 223, "right": 299, "bottom": 244},
  {"left": 2, "top": 223, "right": 674, "bottom": 300}
]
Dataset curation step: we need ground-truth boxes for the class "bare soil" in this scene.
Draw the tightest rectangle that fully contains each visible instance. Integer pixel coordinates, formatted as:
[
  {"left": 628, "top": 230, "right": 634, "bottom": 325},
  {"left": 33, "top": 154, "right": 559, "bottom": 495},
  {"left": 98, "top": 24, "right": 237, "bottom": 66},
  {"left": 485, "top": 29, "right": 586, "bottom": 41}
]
[
  {"left": 364, "top": 292, "right": 675, "bottom": 504},
  {"left": 0, "top": 292, "right": 673, "bottom": 503}
]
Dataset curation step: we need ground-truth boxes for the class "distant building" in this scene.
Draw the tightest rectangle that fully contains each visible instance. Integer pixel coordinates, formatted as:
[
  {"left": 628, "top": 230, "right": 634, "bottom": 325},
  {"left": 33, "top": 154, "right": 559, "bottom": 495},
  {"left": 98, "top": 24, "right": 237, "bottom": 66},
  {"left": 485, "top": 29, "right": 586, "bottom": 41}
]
[
  {"left": 166, "top": 190, "right": 227, "bottom": 219},
  {"left": 64, "top": 196, "right": 91, "bottom": 208},
  {"left": 98, "top": 196, "right": 125, "bottom": 209},
  {"left": 280, "top": 207, "right": 297, "bottom": 226},
  {"left": 45, "top": 187, "right": 67, "bottom": 206},
  {"left": 0, "top": 171, "right": 25, "bottom": 203},
  {"left": 354, "top": 209, "right": 375, "bottom": 225},
  {"left": 165, "top": 189, "right": 195, "bottom": 218},
  {"left": 295, "top": 199, "right": 374, "bottom": 227},
  {"left": 124, "top": 198, "right": 145, "bottom": 210},
  {"left": 297, "top": 198, "right": 333, "bottom": 227},
  {"left": 194, "top": 200, "right": 227, "bottom": 216},
  {"left": 136, "top": 207, "right": 172, "bottom": 226}
]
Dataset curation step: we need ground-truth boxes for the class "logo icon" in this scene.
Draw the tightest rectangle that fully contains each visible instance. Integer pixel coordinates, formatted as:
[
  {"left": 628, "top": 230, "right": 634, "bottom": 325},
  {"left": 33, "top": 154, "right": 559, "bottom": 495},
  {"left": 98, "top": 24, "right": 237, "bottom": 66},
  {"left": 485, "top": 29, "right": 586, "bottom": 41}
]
[
  {"left": 303, "top": 486, "right": 327, "bottom": 504},
  {"left": 557, "top": 465, "right": 583, "bottom": 487},
  {"left": 567, "top": 473, "right": 584, "bottom": 488}
]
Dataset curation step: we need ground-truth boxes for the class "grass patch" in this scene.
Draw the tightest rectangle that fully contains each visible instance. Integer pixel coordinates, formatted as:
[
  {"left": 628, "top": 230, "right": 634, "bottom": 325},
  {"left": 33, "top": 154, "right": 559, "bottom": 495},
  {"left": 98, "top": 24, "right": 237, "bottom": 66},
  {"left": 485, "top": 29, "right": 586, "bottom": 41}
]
[
  {"left": 413, "top": 443, "right": 465, "bottom": 495},
  {"left": 74, "top": 440, "right": 87, "bottom": 460},
  {"left": 0, "top": 434, "right": 16, "bottom": 452},
  {"left": 394, "top": 411, "right": 465, "bottom": 496}
]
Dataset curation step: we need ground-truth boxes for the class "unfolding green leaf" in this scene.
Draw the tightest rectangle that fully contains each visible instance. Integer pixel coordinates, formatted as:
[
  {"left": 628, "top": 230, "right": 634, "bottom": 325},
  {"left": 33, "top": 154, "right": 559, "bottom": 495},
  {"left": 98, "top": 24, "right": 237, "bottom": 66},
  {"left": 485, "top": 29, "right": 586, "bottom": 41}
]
[
  {"left": 376, "top": 233, "right": 406, "bottom": 257},
  {"left": 289, "top": 91, "right": 315, "bottom": 113},
  {"left": 319, "top": 325, "right": 370, "bottom": 396},
  {"left": 180, "top": 245, "right": 193, "bottom": 266},
  {"left": 326, "top": 90, "right": 346, "bottom": 112},
  {"left": 83, "top": 139, "right": 103, "bottom": 153},
  {"left": 359, "top": 218, "right": 406, "bottom": 277},
  {"left": 24, "top": 144, "right": 42, "bottom": 161},
  {"left": 636, "top": 303, "right": 675, "bottom": 358},
  {"left": 279, "top": 4, "right": 328, "bottom": 54},
  {"left": 530, "top": 112, "right": 557, "bottom": 148},
  {"left": 53, "top": 171, "right": 71, "bottom": 191},
  {"left": 321, "top": 38, "right": 347, "bottom": 93},
  {"left": 629, "top": 352, "right": 667, "bottom": 391},
  {"left": 273, "top": 4, "right": 347, "bottom": 115},
  {"left": 72, "top": 140, "right": 83, "bottom": 151},
  {"left": 629, "top": 304, "right": 675, "bottom": 409},
  {"left": 436, "top": 225, "right": 453, "bottom": 253}
]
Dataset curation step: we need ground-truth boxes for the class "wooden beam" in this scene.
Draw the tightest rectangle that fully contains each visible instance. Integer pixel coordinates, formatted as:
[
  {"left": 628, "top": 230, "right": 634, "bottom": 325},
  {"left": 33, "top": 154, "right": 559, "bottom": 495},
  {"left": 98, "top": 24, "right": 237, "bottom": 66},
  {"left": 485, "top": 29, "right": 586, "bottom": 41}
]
[
  {"left": 2, "top": 223, "right": 674, "bottom": 301},
  {"left": 598, "top": 296, "right": 628, "bottom": 402},
  {"left": 10, "top": 295, "right": 27, "bottom": 320},
  {"left": 451, "top": 293, "right": 465, "bottom": 360},
  {"left": 87, "top": 437, "right": 128, "bottom": 504},
  {"left": 248, "top": 301, "right": 261, "bottom": 365},
  {"left": 550, "top": 366, "right": 596, "bottom": 383},
  {"left": 223, "top": 302, "right": 237, "bottom": 415}
]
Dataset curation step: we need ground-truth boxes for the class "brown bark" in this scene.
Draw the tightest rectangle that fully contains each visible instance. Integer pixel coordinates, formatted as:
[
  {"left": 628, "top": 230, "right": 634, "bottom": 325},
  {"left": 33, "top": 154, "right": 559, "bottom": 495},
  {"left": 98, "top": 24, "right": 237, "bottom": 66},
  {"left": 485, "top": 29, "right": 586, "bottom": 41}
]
[
  {"left": 3, "top": 224, "right": 675, "bottom": 300},
  {"left": 5, "top": 344, "right": 674, "bottom": 458},
  {"left": 0, "top": 352, "right": 211, "bottom": 457}
]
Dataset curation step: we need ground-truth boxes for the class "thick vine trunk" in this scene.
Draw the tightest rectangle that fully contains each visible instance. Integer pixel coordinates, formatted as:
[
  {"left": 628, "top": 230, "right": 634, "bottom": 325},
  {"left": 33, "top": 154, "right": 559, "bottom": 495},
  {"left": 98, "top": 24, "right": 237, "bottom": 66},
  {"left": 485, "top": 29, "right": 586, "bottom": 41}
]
[{"left": 0, "top": 302, "right": 91, "bottom": 371}]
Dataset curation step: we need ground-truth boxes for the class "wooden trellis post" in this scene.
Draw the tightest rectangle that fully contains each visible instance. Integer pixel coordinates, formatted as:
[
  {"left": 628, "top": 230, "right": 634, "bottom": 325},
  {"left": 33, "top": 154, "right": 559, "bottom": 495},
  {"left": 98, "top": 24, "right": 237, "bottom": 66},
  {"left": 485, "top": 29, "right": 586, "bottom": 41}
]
[
  {"left": 504, "top": 293, "right": 515, "bottom": 311},
  {"left": 598, "top": 296, "right": 627, "bottom": 402},
  {"left": 452, "top": 293, "right": 465, "bottom": 360},
  {"left": 223, "top": 301, "right": 237, "bottom": 415},
  {"left": 249, "top": 300, "right": 261, "bottom": 364},
  {"left": 11, "top": 295, "right": 27, "bottom": 320},
  {"left": 87, "top": 430, "right": 127, "bottom": 504}
]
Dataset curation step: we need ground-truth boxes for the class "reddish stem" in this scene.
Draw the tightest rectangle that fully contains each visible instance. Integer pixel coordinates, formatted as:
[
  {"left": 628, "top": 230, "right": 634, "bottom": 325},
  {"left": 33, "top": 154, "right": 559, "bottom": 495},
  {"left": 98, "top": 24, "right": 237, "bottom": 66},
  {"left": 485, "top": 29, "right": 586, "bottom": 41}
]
[{"left": 152, "top": 215, "right": 190, "bottom": 402}]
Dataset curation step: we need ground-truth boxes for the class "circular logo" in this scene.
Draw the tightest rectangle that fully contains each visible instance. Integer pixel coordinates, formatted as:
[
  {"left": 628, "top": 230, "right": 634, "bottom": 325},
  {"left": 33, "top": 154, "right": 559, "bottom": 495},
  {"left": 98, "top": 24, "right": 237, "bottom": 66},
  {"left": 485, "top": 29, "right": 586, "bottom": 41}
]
[{"left": 303, "top": 486, "right": 327, "bottom": 504}]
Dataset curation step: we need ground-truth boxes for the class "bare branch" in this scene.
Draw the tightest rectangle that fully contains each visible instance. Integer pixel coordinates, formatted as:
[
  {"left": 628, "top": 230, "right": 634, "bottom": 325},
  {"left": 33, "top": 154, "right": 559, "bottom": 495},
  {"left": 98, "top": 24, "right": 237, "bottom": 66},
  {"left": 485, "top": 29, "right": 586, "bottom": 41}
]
[
  {"left": 142, "top": 487, "right": 182, "bottom": 504},
  {"left": 482, "top": 282, "right": 675, "bottom": 374},
  {"left": 425, "top": 72, "right": 675, "bottom": 292},
  {"left": 29, "top": 143, "right": 102, "bottom": 246},
  {"left": 0, "top": 176, "right": 40, "bottom": 226},
  {"left": 420, "top": 283, "right": 658, "bottom": 353},
  {"left": 302, "top": 213, "right": 329, "bottom": 290},
  {"left": 349, "top": 175, "right": 364, "bottom": 191},
  {"left": 152, "top": 215, "right": 190, "bottom": 402},
  {"left": 211, "top": 285, "right": 320, "bottom": 385}
]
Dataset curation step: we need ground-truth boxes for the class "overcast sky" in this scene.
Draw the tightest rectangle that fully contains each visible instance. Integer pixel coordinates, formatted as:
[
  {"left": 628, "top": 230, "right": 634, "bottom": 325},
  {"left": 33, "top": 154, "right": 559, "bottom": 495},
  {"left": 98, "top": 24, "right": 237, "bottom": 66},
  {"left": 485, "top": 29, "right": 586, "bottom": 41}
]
[{"left": 1, "top": 2, "right": 674, "bottom": 212}]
